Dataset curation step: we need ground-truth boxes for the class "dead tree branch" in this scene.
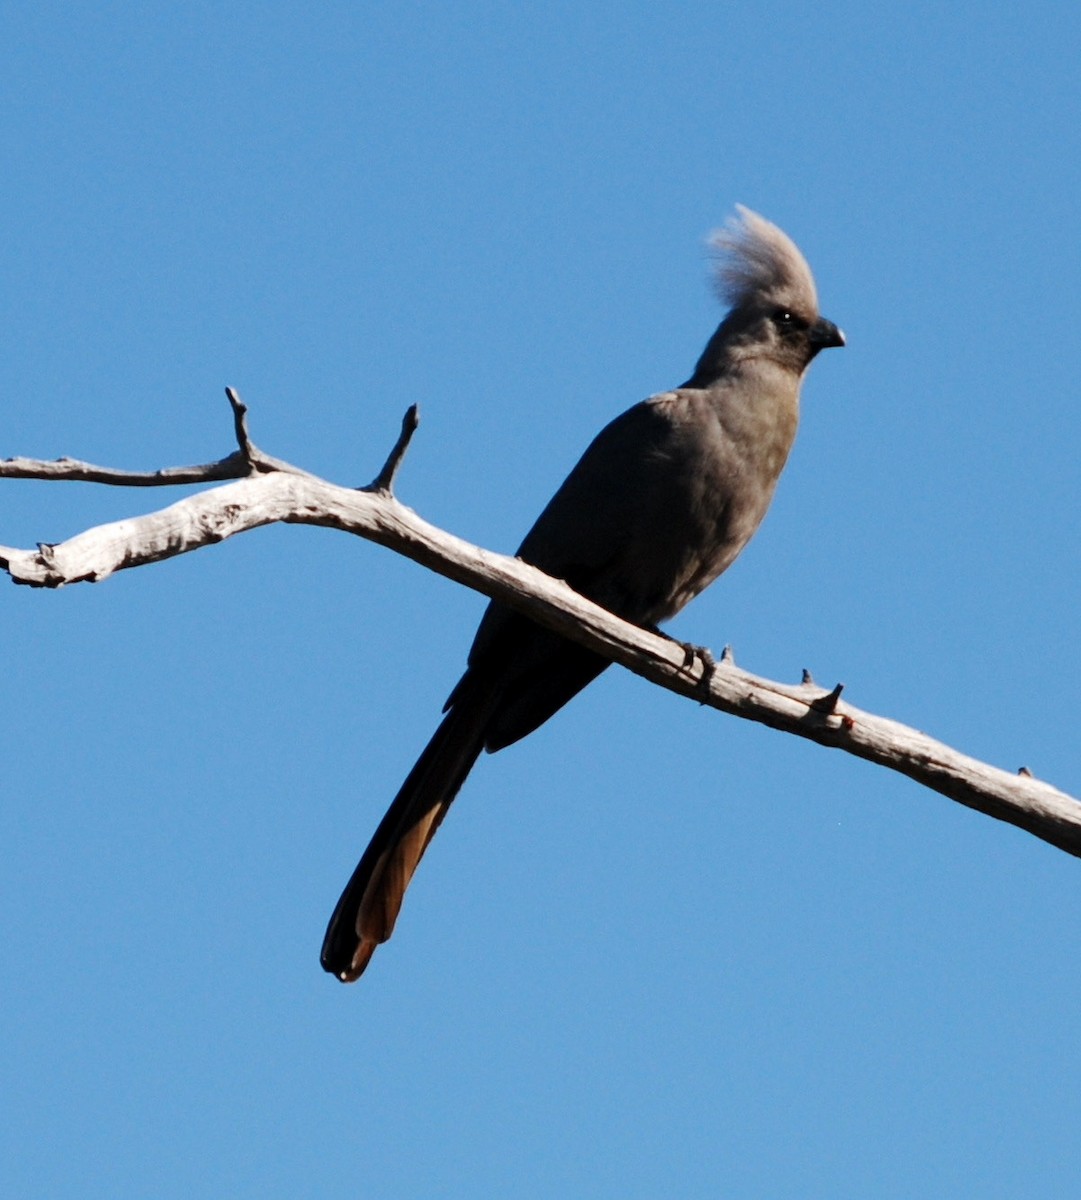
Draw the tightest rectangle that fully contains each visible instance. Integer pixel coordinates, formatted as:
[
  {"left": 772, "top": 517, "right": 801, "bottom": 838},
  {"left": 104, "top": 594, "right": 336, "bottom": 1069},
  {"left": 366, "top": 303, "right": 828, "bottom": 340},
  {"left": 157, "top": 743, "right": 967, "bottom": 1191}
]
[{"left": 3, "top": 393, "right": 1078, "bottom": 859}]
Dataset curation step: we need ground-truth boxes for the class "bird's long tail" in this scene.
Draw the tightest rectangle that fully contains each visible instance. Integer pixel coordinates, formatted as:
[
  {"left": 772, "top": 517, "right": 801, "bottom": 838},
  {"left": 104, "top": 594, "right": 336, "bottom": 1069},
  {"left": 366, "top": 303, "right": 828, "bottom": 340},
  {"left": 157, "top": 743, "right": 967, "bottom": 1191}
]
[{"left": 320, "top": 678, "right": 497, "bottom": 982}]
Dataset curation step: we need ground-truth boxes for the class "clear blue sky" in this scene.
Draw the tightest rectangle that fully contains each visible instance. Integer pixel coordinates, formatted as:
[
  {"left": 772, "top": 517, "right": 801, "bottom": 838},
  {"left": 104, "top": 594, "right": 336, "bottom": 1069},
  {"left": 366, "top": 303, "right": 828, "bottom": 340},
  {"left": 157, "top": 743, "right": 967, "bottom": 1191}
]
[{"left": 3, "top": 4, "right": 1080, "bottom": 1196}]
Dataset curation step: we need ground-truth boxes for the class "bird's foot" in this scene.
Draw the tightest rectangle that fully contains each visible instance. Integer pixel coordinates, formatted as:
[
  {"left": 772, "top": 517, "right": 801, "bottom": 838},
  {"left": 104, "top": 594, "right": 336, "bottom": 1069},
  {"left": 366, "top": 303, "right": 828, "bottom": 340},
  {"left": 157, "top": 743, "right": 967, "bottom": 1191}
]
[
  {"left": 681, "top": 642, "right": 717, "bottom": 698},
  {"left": 646, "top": 626, "right": 719, "bottom": 698}
]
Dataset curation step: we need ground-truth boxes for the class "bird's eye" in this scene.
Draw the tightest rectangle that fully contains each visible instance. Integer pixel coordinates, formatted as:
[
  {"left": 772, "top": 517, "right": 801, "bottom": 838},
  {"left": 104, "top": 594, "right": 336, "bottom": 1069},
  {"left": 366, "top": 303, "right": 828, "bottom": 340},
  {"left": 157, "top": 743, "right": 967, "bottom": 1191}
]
[{"left": 771, "top": 308, "right": 806, "bottom": 335}]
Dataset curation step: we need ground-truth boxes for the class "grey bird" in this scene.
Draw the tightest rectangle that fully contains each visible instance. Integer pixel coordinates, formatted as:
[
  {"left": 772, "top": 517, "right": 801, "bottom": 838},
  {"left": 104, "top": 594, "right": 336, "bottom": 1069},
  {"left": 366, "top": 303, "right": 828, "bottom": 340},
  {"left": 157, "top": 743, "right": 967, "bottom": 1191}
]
[{"left": 321, "top": 207, "right": 844, "bottom": 982}]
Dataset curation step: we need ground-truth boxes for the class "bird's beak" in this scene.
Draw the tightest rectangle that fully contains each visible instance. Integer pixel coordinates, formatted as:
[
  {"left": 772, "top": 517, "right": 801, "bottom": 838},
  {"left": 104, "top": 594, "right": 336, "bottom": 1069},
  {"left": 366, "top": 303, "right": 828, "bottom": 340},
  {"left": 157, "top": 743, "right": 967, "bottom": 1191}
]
[{"left": 810, "top": 316, "right": 845, "bottom": 350}]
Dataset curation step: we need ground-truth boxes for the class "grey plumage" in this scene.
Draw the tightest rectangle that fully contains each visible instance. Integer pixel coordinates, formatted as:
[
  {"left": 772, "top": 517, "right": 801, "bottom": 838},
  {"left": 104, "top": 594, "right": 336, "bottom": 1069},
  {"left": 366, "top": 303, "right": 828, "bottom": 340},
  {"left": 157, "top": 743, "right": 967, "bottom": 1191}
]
[{"left": 321, "top": 208, "right": 844, "bottom": 982}]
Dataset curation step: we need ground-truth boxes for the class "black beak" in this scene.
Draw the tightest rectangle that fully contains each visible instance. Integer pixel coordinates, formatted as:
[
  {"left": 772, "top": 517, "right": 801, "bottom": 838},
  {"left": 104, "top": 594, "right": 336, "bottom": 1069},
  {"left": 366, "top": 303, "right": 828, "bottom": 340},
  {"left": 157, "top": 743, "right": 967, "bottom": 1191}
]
[{"left": 809, "top": 316, "right": 845, "bottom": 350}]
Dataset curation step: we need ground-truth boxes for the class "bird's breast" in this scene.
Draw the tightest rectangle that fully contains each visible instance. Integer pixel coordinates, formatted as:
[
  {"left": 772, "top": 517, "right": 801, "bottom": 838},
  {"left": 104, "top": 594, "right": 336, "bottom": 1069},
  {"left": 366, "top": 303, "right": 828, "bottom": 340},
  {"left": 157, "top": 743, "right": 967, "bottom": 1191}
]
[{"left": 633, "top": 386, "right": 799, "bottom": 622}]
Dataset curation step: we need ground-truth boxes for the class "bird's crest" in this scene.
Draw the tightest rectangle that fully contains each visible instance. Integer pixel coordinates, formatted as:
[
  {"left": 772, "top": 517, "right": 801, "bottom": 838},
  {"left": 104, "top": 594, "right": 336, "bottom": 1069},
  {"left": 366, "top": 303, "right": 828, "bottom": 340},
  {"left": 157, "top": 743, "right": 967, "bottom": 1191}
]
[{"left": 709, "top": 206, "right": 818, "bottom": 315}]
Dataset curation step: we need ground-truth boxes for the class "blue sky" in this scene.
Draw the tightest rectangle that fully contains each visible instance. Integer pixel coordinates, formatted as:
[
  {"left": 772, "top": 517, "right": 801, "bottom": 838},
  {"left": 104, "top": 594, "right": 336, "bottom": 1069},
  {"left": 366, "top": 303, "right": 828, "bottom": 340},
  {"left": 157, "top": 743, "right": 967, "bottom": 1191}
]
[{"left": 2, "top": 4, "right": 1080, "bottom": 1196}]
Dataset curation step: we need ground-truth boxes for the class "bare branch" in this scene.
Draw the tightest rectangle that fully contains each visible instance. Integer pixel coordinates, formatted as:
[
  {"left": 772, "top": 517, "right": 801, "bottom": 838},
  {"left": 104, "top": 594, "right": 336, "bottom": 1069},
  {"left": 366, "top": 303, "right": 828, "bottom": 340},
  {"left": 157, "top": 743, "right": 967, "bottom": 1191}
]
[
  {"left": 0, "top": 452, "right": 250, "bottom": 487},
  {"left": 2, "top": 411, "right": 1079, "bottom": 862}
]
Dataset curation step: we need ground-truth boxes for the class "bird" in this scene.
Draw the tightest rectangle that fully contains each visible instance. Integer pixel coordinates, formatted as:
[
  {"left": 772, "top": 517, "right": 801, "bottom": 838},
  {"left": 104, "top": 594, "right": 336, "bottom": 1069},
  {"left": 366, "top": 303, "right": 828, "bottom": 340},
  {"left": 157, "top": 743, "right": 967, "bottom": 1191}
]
[{"left": 321, "top": 207, "right": 844, "bottom": 982}]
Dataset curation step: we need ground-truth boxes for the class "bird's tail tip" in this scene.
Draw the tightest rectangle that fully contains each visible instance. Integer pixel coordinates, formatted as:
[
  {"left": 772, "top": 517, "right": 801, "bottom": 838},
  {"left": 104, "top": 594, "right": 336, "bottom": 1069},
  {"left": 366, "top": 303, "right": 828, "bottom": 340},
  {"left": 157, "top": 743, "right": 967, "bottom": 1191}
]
[{"left": 322, "top": 936, "right": 378, "bottom": 984}]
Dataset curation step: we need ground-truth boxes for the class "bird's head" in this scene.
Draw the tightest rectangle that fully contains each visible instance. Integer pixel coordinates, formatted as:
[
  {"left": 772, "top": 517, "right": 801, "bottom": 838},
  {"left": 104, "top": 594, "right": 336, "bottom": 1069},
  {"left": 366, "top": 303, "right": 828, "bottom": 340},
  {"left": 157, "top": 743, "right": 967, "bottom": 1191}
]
[{"left": 686, "top": 206, "right": 844, "bottom": 386}]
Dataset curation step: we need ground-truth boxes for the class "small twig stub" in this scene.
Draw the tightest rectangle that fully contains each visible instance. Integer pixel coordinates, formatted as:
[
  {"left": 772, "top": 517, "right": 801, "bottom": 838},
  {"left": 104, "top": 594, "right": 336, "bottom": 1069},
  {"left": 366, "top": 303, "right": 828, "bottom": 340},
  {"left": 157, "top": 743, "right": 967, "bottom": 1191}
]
[{"left": 366, "top": 404, "right": 420, "bottom": 494}]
